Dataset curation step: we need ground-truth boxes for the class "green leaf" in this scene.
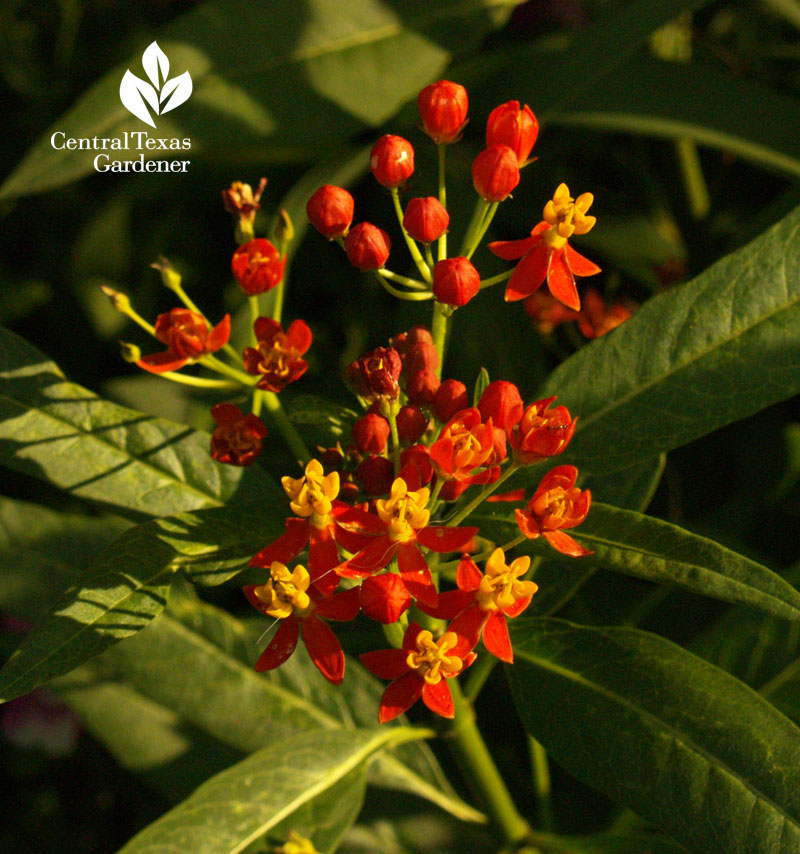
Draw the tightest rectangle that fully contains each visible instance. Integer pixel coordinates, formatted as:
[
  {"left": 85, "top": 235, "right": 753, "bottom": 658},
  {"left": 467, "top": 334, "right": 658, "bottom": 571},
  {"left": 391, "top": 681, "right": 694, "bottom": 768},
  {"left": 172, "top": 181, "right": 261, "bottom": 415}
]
[
  {"left": 472, "top": 367, "right": 490, "bottom": 408},
  {"left": 509, "top": 618, "right": 800, "bottom": 853},
  {"left": 115, "top": 727, "right": 423, "bottom": 854},
  {"left": 523, "top": 830, "right": 687, "bottom": 854},
  {"left": 584, "top": 455, "right": 665, "bottom": 512},
  {"left": 0, "top": 326, "right": 271, "bottom": 517},
  {"left": 0, "top": 0, "right": 522, "bottom": 201},
  {"left": 536, "top": 204, "right": 800, "bottom": 479},
  {"left": 0, "top": 498, "right": 284, "bottom": 704},
  {"left": 286, "top": 393, "right": 359, "bottom": 444}
]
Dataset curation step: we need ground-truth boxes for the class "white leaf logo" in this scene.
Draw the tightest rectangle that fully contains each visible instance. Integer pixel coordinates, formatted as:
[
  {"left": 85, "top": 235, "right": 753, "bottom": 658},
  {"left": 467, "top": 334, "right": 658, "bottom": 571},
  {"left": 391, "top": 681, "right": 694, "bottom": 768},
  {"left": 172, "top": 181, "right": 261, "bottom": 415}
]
[{"left": 119, "top": 41, "right": 193, "bottom": 127}]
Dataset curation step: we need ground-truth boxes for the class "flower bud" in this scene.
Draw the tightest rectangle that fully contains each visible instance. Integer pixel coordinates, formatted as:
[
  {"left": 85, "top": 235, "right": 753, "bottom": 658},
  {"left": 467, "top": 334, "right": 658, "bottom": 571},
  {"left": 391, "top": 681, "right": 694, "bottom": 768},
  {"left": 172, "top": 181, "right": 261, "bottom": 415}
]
[
  {"left": 210, "top": 403, "right": 268, "bottom": 467},
  {"left": 347, "top": 346, "right": 403, "bottom": 400},
  {"left": 400, "top": 444, "right": 434, "bottom": 485},
  {"left": 352, "top": 413, "right": 391, "bottom": 454},
  {"left": 396, "top": 405, "right": 427, "bottom": 444},
  {"left": 370, "top": 135, "right": 415, "bottom": 189},
  {"left": 306, "top": 185, "right": 354, "bottom": 239},
  {"left": 345, "top": 222, "right": 391, "bottom": 271},
  {"left": 405, "top": 368, "right": 440, "bottom": 406},
  {"left": 486, "top": 101, "right": 539, "bottom": 166},
  {"left": 356, "top": 455, "right": 394, "bottom": 495},
  {"left": 403, "top": 197, "right": 449, "bottom": 244},
  {"left": 472, "top": 144, "right": 520, "bottom": 202},
  {"left": 432, "top": 257, "right": 480, "bottom": 307},
  {"left": 418, "top": 80, "right": 468, "bottom": 144},
  {"left": 151, "top": 255, "right": 182, "bottom": 292},
  {"left": 360, "top": 574, "right": 411, "bottom": 624},
  {"left": 232, "top": 238, "right": 285, "bottom": 295},
  {"left": 478, "top": 380, "right": 524, "bottom": 431},
  {"left": 434, "top": 379, "right": 468, "bottom": 423},
  {"left": 119, "top": 341, "right": 142, "bottom": 363}
]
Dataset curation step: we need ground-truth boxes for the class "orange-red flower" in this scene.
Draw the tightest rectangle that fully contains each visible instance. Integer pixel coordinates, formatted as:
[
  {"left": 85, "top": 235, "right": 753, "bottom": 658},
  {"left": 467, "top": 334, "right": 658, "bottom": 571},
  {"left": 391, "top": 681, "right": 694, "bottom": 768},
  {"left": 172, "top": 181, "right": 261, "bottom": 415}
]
[
  {"left": 430, "top": 408, "right": 498, "bottom": 484},
  {"left": 515, "top": 465, "right": 592, "bottom": 557},
  {"left": 209, "top": 403, "right": 267, "bottom": 466},
  {"left": 221, "top": 177, "right": 267, "bottom": 230},
  {"left": 509, "top": 397, "right": 576, "bottom": 464},
  {"left": 243, "top": 317, "right": 311, "bottom": 393},
  {"left": 232, "top": 238, "right": 286, "bottom": 295},
  {"left": 524, "top": 289, "right": 580, "bottom": 334},
  {"left": 360, "top": 621, "right": 476, "bottom": 722},
  {"left": 337, "top": 475, "right": 477, "bottom": 607},
  {"left": 420, "top": 549, "right": 538, "bottom": 662},
  {"left": 137, "top": 308, "right": 231, "bottom": 374},
  {"left": 243, "top": 562, "right": 359, "bottom": 684},
  {"left": 489, "top": 183, "right": 600, "bottom": 310},
  {"left": 347, "top": 346, "right": 402, "bottom": 400},
  {"left": 576, "top": 288, "right": 633, "bottom": 339}
]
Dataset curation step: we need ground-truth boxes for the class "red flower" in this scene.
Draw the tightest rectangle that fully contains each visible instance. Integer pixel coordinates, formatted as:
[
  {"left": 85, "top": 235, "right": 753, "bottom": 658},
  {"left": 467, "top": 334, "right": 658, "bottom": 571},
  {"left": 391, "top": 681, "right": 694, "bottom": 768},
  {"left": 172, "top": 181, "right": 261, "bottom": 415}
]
[
  {"left": 420, "top": 549, "right": 538, "bottom": 663},
  {"left": 403, "top": 197, "right": 449, "bottom": 244},
  {"left": 337, "top": 475, "right": 477, "bottom": 608},
  {"left": 351, "top": 413, "right": 391, "bottom": 454},
  {"left": 243, "top": 317, "right": 311, "bottom": 393},
  {"left": 243, "top": 562, "right": 359, "bottom": 684},
  {"left": 370, "top": 135, "right": 415, "bottom": 189},
  {"left": 472, "top": 145, "right": 520, "bottom": 202},
  {"left": 432, "top": 257, "right": 481, "bottom": 307},
  {"left": 515, "top": 465, "right": 592, "bottom": 557},
  {"left": 221, "top": 177, "right": 267, "bottom": 230},
  {"left": 418, "top": 80, "right": 468, "bottom": 144},
  {"left": 524, "top": 289, "right": 580, "bottom": 334},
  {"left": 360, "top": 621, "right": 476, "bottom": 722},
  {"left": 429, "top": 408, "right": 497, "bottom": 483},
  {"left": 477, "top": 381, "right": 523, "bottom": 432},
  {"left": 576, "top": 288, "right": 633, "bottom": 339},
  {"left": 209, "top": 403, "right": 267, "bottom": 466},
  {"left": 232, "top": 238, "right": 286, "bottom": 295},
  {"left": 137, "top": 308, "right": 231, "bottom": 374},
  {"left": 347, "top": 346, "right": 402, "bottom": 400},
  {"left": 345, "top": 222, "right": 391, "bottom": 272},
  {"left": 359, "top": 573, "right": 411, "bottom": 624},
  {"left": 489, "top": 183, "right": 600, "bottom": 311},
  {"left": 306, "top": 185, "right": 354, "bottom": 239},
  {"left": 486, "top": 101, "right": 539, "bottom": 166},
  {"left": 509, "top": 397, "right": 576, "bottom": 464},
  {"left": 433, "top": 379, "right": 468, "bottom": 423}
]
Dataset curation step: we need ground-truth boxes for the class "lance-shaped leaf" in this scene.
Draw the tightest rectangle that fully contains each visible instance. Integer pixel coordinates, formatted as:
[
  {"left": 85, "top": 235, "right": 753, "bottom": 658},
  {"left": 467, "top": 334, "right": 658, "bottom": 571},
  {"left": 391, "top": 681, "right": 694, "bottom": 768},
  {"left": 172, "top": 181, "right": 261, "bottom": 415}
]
[
  {"left": 0, "top": 496, "right": 285, "bottom": 704},
  {"left": 159, "top": 71, "right": 193, "bottom": 113},
  {"left": 115, "top": 727, "right": 424, "bottom": 854},
  {"left": 119, "top": 71, "right": 158, "bottom": 127},
  {"left": 142, "top": 41, "right": 170, "bottom": 90},
  {"left": 509, "top": 619, "right": 800, "bottom": 853},
  {"left": 533, "top": 204, "right": 800, "bottom": 479},
  {"left": 0, "top": 326, "right": 271, "bottom": 518},
  {"left": 474, "top": 503, "right": 800, "bottom": 621}
]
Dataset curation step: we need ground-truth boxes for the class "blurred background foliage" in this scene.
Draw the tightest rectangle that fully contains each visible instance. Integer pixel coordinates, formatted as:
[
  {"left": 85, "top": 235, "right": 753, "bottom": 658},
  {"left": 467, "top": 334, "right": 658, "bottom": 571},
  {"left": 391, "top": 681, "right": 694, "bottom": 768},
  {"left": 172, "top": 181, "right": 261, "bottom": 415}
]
[{"left": 2, "top": 0, "right": 800, "bottom": 850}]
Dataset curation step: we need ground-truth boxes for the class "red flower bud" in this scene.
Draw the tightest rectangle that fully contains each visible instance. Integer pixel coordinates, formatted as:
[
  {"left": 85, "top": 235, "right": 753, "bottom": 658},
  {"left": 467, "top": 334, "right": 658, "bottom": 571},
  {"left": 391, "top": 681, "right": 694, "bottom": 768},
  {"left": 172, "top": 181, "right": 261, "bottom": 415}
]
[
  {"left": 433, "top": 257, "right": 480, "bottom": 307},
  {"left": 345, "top": 222, "right": 391, "bottom": 271},
  {"left": 434, "top": 379, "right": 468, "bottom": 423},
  {"left": 396, "top": 405, "right": 427, "bottom": 444},
  {"left": 210, "top": 403, "right": 268, "bottom": 467},
  {"left": 478, "top": 381, "right": 524, "bottom": 431},
  {"left": 231, "top": 238, "right": 285, "bottom": 295},
  {"left": 306, "top": 185, "right": 354, "bottom": 239},
  {"left": 403, "top": 197, "right": 449, "bottom": 244},
  {"left": 370, "top": 135, "right": 415, "bottom": 189},
  {"left": 486, "top": 101, "right": 539, "bottom": 166},
  {"left": 320, "top": 447, "right": 345, "bottom": 472},
  {"left": 347, "top": 346, "right": 403, "bottom": 400},
  {"left": 356, "top": 455, "right": 394, "bottom": 495},
  {"left": 405, "top": 368, "right": 440, "bottom": 406},
  {"left": 509, "top": 397, "right": 577, "bottom": 464},
  {"left": 400, "top": 444, "right": 434, "bottom": 486},
  {"left": 352, "top": 412, "right": 390, "bottom": 454},
  {"left": 360, "top": 573, "right": 411, "bottom": 624},
  {"left": 418, "top": 80, "right": 469, "bottom": 144},
  {"left": 472, "top": 144, "right": 520, "bottom": 202}
]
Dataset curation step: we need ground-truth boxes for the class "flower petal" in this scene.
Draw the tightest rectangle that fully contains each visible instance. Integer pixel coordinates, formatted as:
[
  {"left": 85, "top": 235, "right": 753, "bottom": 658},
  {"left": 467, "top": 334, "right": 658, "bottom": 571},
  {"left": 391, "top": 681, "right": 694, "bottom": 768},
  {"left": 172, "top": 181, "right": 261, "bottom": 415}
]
[
  {"left": 543, "top": 529, "right": 593, "bottom": 557},
  {"left": 137, "top": 351, "right": 190, "bottom": 374},
  {"left": 360, "top": 647, "right": 410, "bottom": 680},
  {"left": 253, "top": 316, "right": 282, "bottom": 343},
  {"left": 504, "top": 244, "right": 550, "bottom": 302},
  {"left": 206, "top": 314, "right": 232, "bottom": 352},
  {"left": 250, "top": 519, "right": 310, "bottom": 568},
  {"left": 546, "top": 251, "right": 580, "bottom": 311},
  {"left": 503, "top": 594, "right": 534, "bottom": 619},
  {"left": 455, "top": 556, "right": 482, "bottom": 591},
  {"left": 337, "top": 536, "right": 397, "bottom": 578},
  {"left": 416, "top": 588, "right": 474, "bottom": 620},
  {"left": 483, "top": 611, "right": 513, "bottom": 662},
  {"left": 286, "top": 319, "right": 313, "bottom": 354},
  {"left": 315, "top": 586, "right": 360, "bottom": 621},
  {"left": 302, "top": 614, "right": 346, "bottom": 684},
  {"left": 488, "top": 235, "right": 539, "bottom": 261},
  {"left": 397, "top": 542, "right": 438, "bottom": 608},
  {"left": 254, "top": 617, "right": 298, "bottom": 671},
  {"left": 565, "top": 244, "right": 602, "bottom": 277},
  {"left": 422, "top": 679, "right": 455, "bottom": 718},
  {"left": 486, "top": 488, "right": 527, "bottom": 503},
  {"left": 379, "top": 672, "right": 424, "bottom": 723},
  {"left": 416, "top": 525, "right": 479, "bottom": 553},
  {"left": 449, "top": 603, "right": 488, "bottom": 653},
  {"left": 308, "top": 525, "right": 340, "bottom": 595}
]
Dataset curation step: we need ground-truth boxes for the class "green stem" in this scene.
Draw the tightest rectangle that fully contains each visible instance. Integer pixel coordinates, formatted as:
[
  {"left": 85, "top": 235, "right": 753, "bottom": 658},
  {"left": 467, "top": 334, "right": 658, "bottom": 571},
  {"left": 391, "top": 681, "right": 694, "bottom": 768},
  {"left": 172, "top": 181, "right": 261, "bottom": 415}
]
[
  {"left": 377, "top": 268, "right": 429, "bottom": 290},
  {"left": 425, "top": 243, "right": 435, "bottom": 271},
  {"left": 447, "top": 679, "right": 530, "bottom": 845},
  {"left": 459, "top": 198, "right": 491, "bottom": 258},
  {"left": 675, "top": 137, "right": 710, "bottom": 219},
  {"left": 437, "top": 143, "right": 448, "bottom": 262},
  {"left": 528, "top": 736, "right": 555, "bottom": 832},
  {"left": 371, "top": 271, "right": 433, "bottom": 301},
  {"left": 251, "top": 388, "right": 264, "bottom": 418},
  {"left": 262, "top": 390, "right": 311, "bottom": 463},
  {"left": 391, "top": 188, "right": 432, "bottom": 283},
  {"left": 465, "top": 202, "right": 499, "bottom": 260},
  {"left": 448, "top": 463, "right": 520, "bottom": 527},
  {"left": 480, "top": 269, "right": 514, "bottom": 290},
  {"left": 464, "top": 654, "right": 497, "bottom": 703},
  {"left": 248, "top": 295, "right": 261, "bottom": 346},
  {"left": 157, "top": 372, "right": 238, "bottom": 389},
  {"left": 200, "top": 355, "right": 256, "bottom": 386},
  {"left": 270, "top": 278, "right": 286, "bottom": 323},
  {"left": 384, "top": 400, "right": 402, "bottom": 477},
  {"left": 430, "top": 301, "right": 451, "bottom": 379}
]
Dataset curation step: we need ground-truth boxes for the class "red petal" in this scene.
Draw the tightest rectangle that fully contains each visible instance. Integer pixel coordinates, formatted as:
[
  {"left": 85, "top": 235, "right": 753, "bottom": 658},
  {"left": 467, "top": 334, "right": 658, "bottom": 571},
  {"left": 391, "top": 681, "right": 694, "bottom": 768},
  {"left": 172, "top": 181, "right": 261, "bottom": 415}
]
[
  {"left": 416, "top": 588, "right": 474, "bottom": 620},
  {"left": 309, "top": 526, "right": 340, "bottom": 595},
  {"left": 422, "top": 679, "right": 455, "bottom": 718},
  {"left": 379, "top": 672, "right": 424, "bottom": 723},
  {"left": 547, "top": 251, "right": 580, "bottom": 311},
  {"left": 504, "top": 244, "right": 550, "bottom": 302},
  {"left": 250, "top": 519, "right": 310, "bottom": 568},
  {"left": 504, "top": 594, "right": 534, "bottom": 619},
  {"left": 543, "top": 529, "right": 593, "bottom": 557},
  {"left": 488, "top": 235, "right": 539, "bottom": 261},
  {"left": 206, "top": 314, "right": 232, "bottom": 352},
  {"left": 402, "top": 621, "right": 424, "bottom": 652},
  {"left": 514, "top": 508, "right": 541, "bottom": 539},
  {"left": 449, "top": 604, "right": 488, "bottom": 653},
  {"left": 486, "top": 488, "right": 526, "bottom": 503},
  {"left": 455, "top": 556, "right": 482, "bottom": 591},
  {"left": 483, "top": 611, "right": 513, "bottom": 662},
  {"left": 416, "top": 525, "right": 479, "bottom": 554},
  {"left": 243, "top": 414, "right": 269, "bottom": 439},
  {"left": 286, "top": 319, "right": 313, "bottom": 354},
  {"left": 254, "top": 617, "right": 298, "bottom": 671},
  {"left": 137, "top": 352, "right": 190, "bottom": 374},
  {"left": 397, "top": 543, "right": 437, "bottom": 608},
  {"left": 315, "top": 586, "right": 360, "bottom": 621},
  {"left": 302, "top": 614, "right": 346, "bottom": 684},
  {"left": 398, "top": 464, "right": 421, "bottom": 492},
  {"left": 210, "top": 403, "right": 243, "bottom": 427},
  {"left": 253, "top": 316, "right": 282, "bottom": 343},
  {"left": 565, "top": 244, "right": 602, "bottom": 277},
  {"left": 537, "top": 465, "right": 579, "bottom": 493},
  {"left": 360, "top": 648, "right": 410, "bottom": 680},
  {"left": 338, "top": 536, "right": 396, "bottom": 578}
]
